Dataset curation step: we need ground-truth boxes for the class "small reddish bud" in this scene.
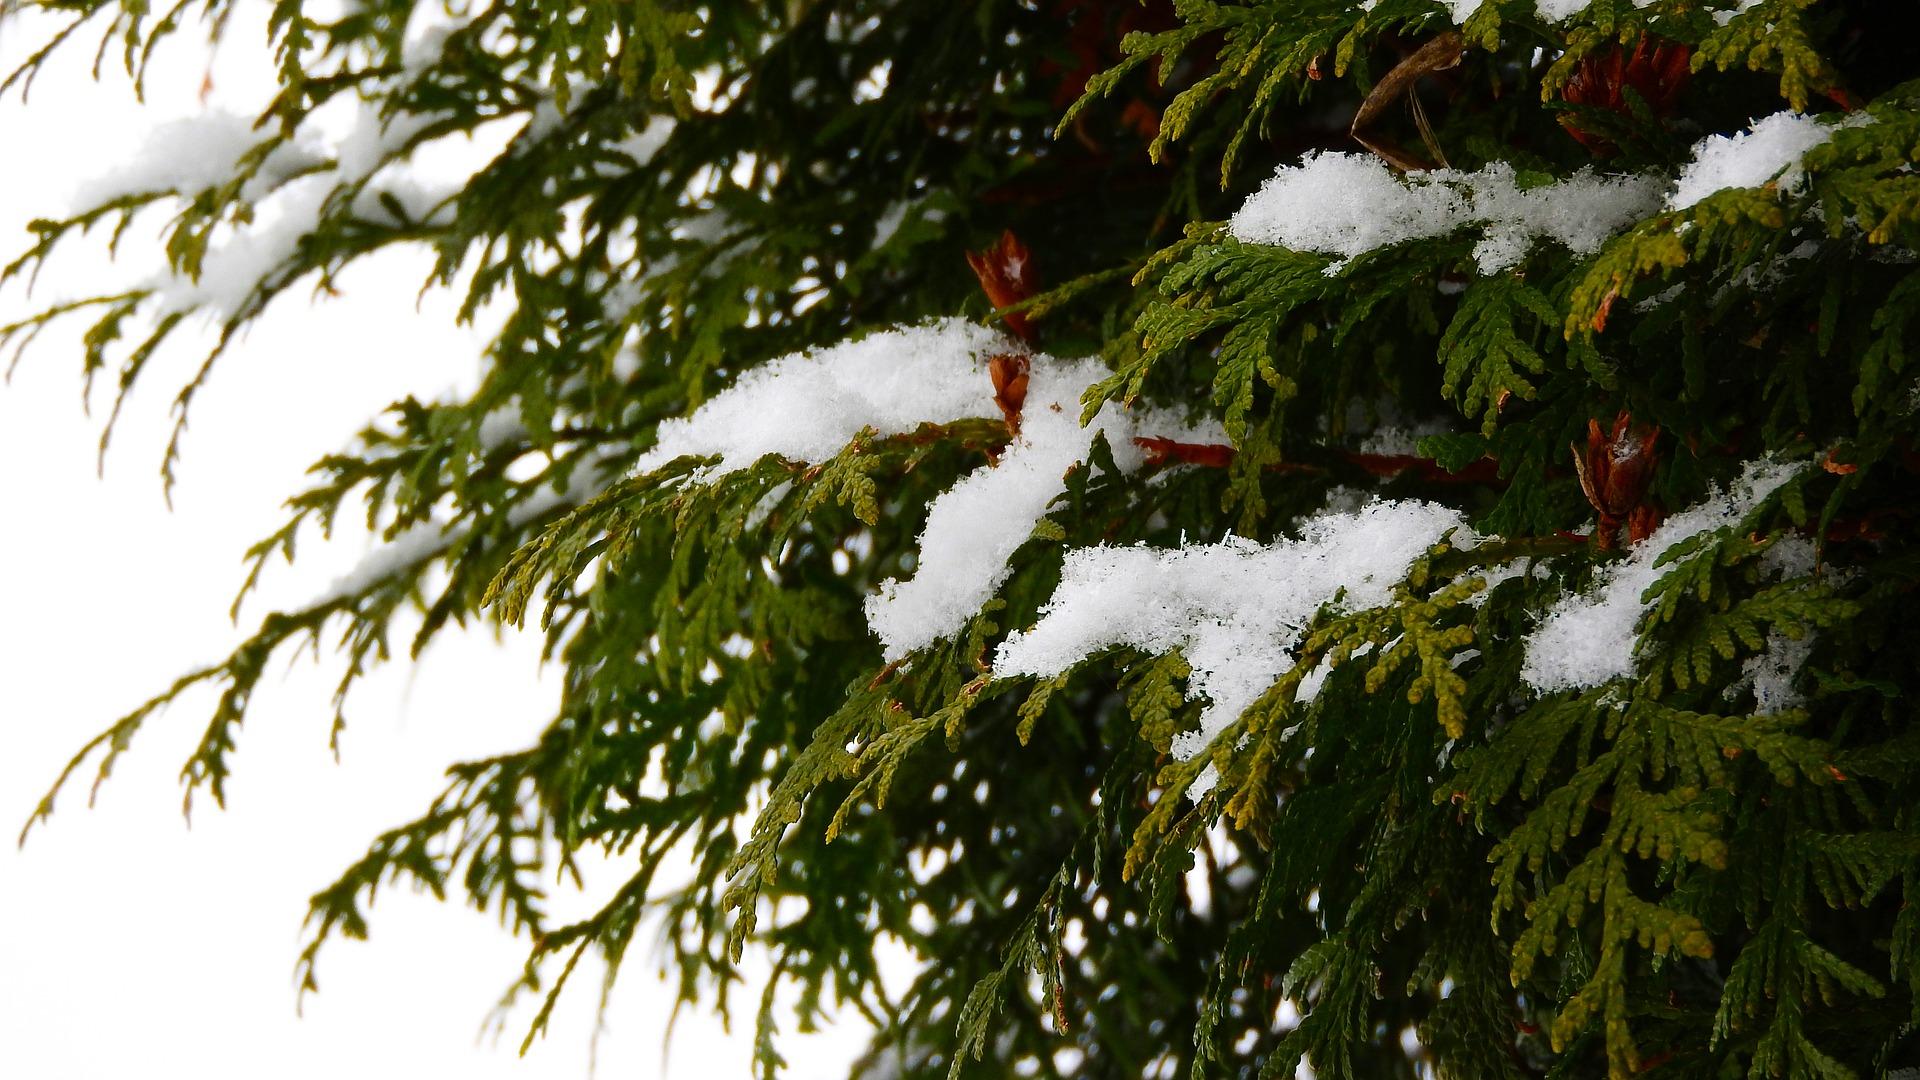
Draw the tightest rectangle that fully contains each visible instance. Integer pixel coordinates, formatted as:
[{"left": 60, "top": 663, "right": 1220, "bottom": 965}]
[
  {"left": 1572, "top": 411, "right": 1661, "bottom": 551},
  {"left": 1559, "top": 36, "right": 1692, "bottom": 155},
  {"left": 966, "top": 230, "right": 1039, "bottom": 341},
  {"left": 987, "top": 353, "right": 1031, "bottom": 437}
]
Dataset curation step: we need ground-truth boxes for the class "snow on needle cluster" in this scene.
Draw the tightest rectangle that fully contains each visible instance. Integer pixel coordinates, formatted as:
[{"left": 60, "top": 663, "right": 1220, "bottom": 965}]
[
  {"left": 1229, "top": 153, "right": 1662, "bottom": 274},
  {"left": 633, "top": 318, "right": 1223, "bottom": 660},
  {"left": 1232, "top": 110, "right": 1862, "bottom": 273},
  {"left": 1521, "top": 456, "right": 1804, "bottom": 693},
  {"left": 995, "top": 500, "right": 1469, "bottom": 777}
]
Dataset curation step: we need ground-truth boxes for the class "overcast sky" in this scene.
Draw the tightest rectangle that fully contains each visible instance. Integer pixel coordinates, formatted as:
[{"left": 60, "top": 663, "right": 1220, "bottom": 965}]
[{"left": 0, "top": 9, "right": 875, "bottom": 1078}]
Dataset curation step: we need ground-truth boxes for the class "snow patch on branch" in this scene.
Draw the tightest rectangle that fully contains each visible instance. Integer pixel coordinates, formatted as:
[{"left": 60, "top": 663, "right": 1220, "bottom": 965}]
[
  {"left": 1668, "top": 110, "right": 1857, "bottom": 211},
  {"left": 152, "top": 186, "right": 332, "bottom": 317},
  {"left": 400, "top": 8, "right": 472, "bottom": 75},
  {"left": 1520, "top": 457, "right": 1803, "bottom": 694},
  {"left": 637, "top": 318, "right": 1225, "bottom": 660},
  {"left": 634, "top": 319, "right": 1013, "bottom": 477},
  {"left": 70, "top": 111, "right": 329, "bottom": 211},
  {"left": 1233, "top": 110, "right": 1863, "bottom": 275},
  {"left": 311, "top": 447, "right": 622, "bottom": 608},
  {"left": 1728, "top": 630, "right": 1816, "bottom": 715},
  {"left": 609, "top": 116, "right": 677, "bottom": 169},
  {"left": 125, "top": 101, "right": 457, "bottom": 320},
  {"left": 1229, "top": 153, "right": 1662, "bottom": 274},
  {"left": 1436, "top": 0, "right": 1754, "bottom": 25},
  {"left": 71, "top": 112, "right": 258, "bottom": 207},
  {"left": 863, "top": 365, "right": 1211, "bottom": 660},
  {"left": 994, "top": 500, "right": 1467, "bottom": 773}
]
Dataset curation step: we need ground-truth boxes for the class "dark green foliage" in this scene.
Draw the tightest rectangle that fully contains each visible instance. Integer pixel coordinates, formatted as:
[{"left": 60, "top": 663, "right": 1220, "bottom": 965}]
[{"left": 10, "top": 0, "right": 1920, "bottom": 1077}]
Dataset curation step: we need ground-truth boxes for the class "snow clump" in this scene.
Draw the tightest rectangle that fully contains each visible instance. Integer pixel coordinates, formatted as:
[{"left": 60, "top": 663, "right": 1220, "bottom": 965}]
[
  {"left": 1438, "top": 0, "right": 1751, "bottom": 25},
  {"left": 1229, "top": 152, "right": 1663, "bottom": 274},
  {"left": 1669, "top": 110, "right": 1853, "bottom": 211},
  {"left": 1728, "top": 631, "right": 1817, "bottom": 715},
  {"left": 636, "top": 319, "right": 1010, "bottom": 477},
  {"left": 633, "top": 318, "right": 1224, "bottom": 661},
  {"left": 862, "top": 359, "right": 1194, "bottom": 660},
  {"left": 1520, "top": 457, "right": 1805, "bottom": 694},
  {"left": 71, "top": 111, "right": 327, "bottom": 210},
  {"left": 994, "top": 499, "right": 1468, "bottom": 772}
]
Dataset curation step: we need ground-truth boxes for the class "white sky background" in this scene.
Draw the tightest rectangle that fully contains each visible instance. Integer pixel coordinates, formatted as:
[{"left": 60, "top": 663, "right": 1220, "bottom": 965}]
[{"left": 0, "top": 9, "right": 875, "bottom": 1078}]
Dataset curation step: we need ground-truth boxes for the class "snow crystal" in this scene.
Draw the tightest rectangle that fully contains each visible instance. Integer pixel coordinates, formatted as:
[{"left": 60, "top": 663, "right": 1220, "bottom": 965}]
[
  {"left": 401, "top": 19, "right": 467, "bottom": 75},
  {"left": 601, "top": 276, "right": 646, "bottom": 324},
  {"left": 1733, "top": 630, "right": 1815, "bottom": 714},
  {"left": 1520, "top": 457, "right": 1804, "bottom": 694},
  {"left": 1633, "top": 282, "right": 1688, "bottom": 313},
  {"left": 1719, "top": 532, "right": 1823, "bottom": 713},
  {"left": 994, "top": 499, "right": 1467, "bottom": 765},
  {"left": 872, "top": 202, "right": 911, "bottom": 248},
  {"left": 744, "top": 480, "right": 794, "bottom": 530},
  {"left": 633, "top": 319, "right": 1012, "bottom": 476},
  {"left": 475, "top": 405, "right": 528, "bottom": 450},
  {"left": 523, "top": 100, "right": 570, "bottom": 145},
  {"left": 348, "top": 171, "right": 454, "bottom": 226},
  {"left": 312, "top": 518, "right": 461, "bottom": 607},
  {"left": 1230, "top": 153, "right": 1662, "bottom": 275},
  {"left": 1756, "top": 532, "right": 1819, "bottom": 582},
  {"left": 1294, "top": 641, "right": 1377, "bottom": 705},
  {"left": 1464, "top": 558, "right": 1532, "bottom": 607},
  {"left": 1319, "top": 485, "right": 1375, "bottom": 516},
  {"left": 1718, "top": 238, "right": 1824, "bottom": 300},
  {"left": 1669, "top": 111, "right": 1843, "bottom": 211},
  {"left": 150, "top": 173, "right": 453, "bottom": 318},
  {"left": 870, "top": 195, "right": 944, "bottom": 249},
  {"left": 1292, "top": 656, "right": 1337, "bottom": 704}
]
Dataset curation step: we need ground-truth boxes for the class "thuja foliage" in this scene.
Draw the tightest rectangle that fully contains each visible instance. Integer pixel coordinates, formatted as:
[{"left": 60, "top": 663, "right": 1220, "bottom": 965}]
[{"left": 9, "top": 0, "right": 1920, "bottom": 1076}]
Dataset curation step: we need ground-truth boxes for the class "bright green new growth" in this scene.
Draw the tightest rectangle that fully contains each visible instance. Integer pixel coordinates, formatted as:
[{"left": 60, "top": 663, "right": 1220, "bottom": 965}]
[{"left": 7, "top": 0, "right": 1920, "bottom": 1076}]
